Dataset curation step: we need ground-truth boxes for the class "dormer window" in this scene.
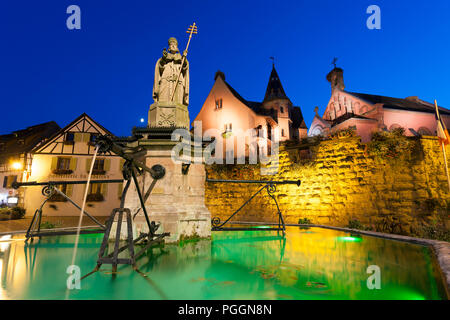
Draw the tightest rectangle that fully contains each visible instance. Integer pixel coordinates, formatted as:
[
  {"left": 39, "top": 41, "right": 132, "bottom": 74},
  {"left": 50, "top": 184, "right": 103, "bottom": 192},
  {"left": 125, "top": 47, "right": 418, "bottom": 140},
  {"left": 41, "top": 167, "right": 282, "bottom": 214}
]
[
  {"left": 224, "top": 123, "right": 232, "bottom": 132},
  {"left": 88, "top": 133, "right": 99, "bottom": 146},
  {"left": 215, "top": 99, "right": 223, "bottom": 110},
  {"left": 64, "top": 132, "right": 75, "bottom": 145}
]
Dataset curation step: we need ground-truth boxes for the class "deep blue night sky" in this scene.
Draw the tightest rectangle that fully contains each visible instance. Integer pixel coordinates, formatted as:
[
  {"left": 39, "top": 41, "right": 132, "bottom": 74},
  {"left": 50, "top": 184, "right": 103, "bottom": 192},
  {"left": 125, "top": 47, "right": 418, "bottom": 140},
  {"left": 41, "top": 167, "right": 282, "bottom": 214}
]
[{"left": 1, "top": 0, "right": 450, "bottom": 136}]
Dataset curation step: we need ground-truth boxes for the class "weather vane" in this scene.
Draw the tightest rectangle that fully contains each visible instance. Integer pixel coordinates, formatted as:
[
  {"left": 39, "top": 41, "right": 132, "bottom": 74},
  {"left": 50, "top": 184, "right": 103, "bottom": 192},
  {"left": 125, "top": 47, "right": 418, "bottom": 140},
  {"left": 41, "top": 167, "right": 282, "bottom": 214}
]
[
  {"left": 171, "top": 22, "right": 198, "bottom": 102},
  {"left": 332, "top": 57, "right": 338, "bottom": 68}
]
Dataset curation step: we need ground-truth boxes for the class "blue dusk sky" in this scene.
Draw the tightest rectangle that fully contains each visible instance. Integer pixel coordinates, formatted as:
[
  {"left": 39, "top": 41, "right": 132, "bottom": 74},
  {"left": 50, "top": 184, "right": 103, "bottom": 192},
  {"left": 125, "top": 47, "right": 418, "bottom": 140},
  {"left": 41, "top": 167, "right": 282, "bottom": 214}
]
[{"left": 1, "top": 0, "right": 450, "bottom": 136}]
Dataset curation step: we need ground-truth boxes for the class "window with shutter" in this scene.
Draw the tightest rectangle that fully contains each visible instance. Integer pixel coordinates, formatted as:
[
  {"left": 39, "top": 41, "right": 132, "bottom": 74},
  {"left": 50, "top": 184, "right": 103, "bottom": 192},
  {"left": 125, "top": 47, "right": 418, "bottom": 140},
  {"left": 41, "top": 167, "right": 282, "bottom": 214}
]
[
  {"left": 86, "top": 183, "right": 104, "bottom": 202},
  {"left": 92, "top": 159, "right": 106, "bottom": 175},
  {"left": 53, "top": 157, "right": 73, "bottom": 174}
]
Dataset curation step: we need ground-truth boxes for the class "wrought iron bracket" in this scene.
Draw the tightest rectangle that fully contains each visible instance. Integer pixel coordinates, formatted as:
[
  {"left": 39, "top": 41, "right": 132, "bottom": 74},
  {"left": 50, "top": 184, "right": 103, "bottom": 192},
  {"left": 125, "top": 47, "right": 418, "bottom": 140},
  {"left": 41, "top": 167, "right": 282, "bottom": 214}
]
[{"left": 207, "top": 176, "right": 301, "bottom": 235}]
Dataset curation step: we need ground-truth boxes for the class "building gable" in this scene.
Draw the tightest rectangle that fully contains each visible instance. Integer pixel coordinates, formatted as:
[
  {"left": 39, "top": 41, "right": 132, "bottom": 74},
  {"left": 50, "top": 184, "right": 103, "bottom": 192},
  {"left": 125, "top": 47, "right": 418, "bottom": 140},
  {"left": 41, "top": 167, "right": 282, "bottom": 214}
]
[
  {"left": 322, "top": 91, "right": 377, "bottom": 122},
  {"left": 34, "top": 113, "right": 115, "bottom": 156}
]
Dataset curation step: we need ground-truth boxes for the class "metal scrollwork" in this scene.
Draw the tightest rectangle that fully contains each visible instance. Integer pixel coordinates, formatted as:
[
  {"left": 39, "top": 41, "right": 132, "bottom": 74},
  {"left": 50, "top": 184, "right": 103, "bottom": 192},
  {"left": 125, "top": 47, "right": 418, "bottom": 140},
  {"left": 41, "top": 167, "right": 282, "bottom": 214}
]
[
  {"left": 42, "top": 184, "right": 56, "bottom": 197},
  {"left": 267, "top": 183, "right": 276, "bottom": 195},
  {"left": 122, "top": 161, "right": 133, "bottom": 180},
  {"left": 211, "top": 217, "right": 221, "bottom": 228}
]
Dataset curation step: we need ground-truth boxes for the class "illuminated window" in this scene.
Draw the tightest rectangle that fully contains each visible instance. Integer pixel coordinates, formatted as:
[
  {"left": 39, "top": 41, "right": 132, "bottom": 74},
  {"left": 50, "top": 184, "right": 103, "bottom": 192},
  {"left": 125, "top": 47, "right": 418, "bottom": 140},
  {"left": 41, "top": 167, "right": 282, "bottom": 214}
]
[
  {"left": 215, "top": 99, "right": 223, "bottom": 110},
  {"left": 224, "top": 123, "right": 232, "bottom": 132},
  {"left": 57, "top": 158, "right": 71, "bottom": 171},
  {"left": 89, "top": 183, "right": 102, "bottom": 195},
  {"left": 87, "top": 183, "right": 105, "bottom": 202},
  {"left": 3, "top": 175, "right": 17, "bottom": 188},
  {"left": 93, "top": 159, "right": 105, "bottom": 171}
]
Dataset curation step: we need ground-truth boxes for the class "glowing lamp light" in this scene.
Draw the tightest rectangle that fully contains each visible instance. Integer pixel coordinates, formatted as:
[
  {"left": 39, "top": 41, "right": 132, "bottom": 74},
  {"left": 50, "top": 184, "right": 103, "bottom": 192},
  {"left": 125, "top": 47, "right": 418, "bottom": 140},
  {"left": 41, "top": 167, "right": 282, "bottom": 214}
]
[
  {"left": 140, "top": 118, "right": 145, "bottom": 123},
  {"left": 12, "top": 162, "right": 22, "bottom": 170},
  {"left": 338, "top": 236, "right": 363, "bottom": 242}
]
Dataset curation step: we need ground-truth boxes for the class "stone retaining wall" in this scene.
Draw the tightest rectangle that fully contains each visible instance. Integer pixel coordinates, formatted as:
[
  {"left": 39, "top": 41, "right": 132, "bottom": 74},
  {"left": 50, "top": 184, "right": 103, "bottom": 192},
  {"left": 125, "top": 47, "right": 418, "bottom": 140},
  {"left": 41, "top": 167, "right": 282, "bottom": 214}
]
[{"left": 205, "top": 136, "right": 450, "bottom": 240}]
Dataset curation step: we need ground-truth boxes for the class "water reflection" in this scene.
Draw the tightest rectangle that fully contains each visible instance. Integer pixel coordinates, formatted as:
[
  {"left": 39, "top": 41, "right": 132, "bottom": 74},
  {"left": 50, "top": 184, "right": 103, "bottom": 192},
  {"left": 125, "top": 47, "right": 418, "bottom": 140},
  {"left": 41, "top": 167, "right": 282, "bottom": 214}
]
[{"left": 0, "top": 227, "right": 446, "bottom": 300}]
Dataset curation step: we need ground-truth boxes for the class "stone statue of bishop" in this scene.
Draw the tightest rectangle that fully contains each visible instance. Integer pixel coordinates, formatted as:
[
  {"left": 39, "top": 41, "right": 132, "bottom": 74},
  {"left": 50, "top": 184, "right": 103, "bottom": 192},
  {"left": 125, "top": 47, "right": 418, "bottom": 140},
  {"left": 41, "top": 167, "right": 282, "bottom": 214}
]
[{"left": 153, "top": 37, "right": 189, "bottom": 106}]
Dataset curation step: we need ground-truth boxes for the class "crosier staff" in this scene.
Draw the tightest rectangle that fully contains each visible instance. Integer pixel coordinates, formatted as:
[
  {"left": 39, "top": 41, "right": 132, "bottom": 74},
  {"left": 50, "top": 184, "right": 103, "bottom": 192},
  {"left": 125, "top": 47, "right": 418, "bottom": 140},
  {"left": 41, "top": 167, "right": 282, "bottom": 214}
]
[{"left": 170, "top": 22, "right": 198, "bottom": 103}]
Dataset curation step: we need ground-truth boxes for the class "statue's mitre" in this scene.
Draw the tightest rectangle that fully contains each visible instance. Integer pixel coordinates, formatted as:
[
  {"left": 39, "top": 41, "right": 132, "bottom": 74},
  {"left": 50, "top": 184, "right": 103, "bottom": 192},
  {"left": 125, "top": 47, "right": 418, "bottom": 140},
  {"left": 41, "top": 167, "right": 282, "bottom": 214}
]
[{"left": 168, "top": 37, "right": 178, "bottom": 45}]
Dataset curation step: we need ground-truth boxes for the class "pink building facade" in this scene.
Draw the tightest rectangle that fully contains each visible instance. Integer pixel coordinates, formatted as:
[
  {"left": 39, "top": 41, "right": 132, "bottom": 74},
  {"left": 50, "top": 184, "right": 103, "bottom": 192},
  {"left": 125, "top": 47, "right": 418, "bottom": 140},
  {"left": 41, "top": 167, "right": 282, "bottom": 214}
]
[
  {"left": 309, "top": 67, "right": 450, "bottom": 142},
  {"left": 194, "top": 67, "right": 308, "bottom": 160}
]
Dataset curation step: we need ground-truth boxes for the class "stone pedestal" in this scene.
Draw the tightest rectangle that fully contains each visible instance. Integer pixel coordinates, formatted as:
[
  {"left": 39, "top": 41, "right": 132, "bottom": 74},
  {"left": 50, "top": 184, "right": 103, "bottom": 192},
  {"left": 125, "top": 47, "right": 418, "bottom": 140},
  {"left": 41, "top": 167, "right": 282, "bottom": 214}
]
[
  {"left": 111, "top": 136, "right": 211, "bottom": 243},
  {"left": 148, "top": 102, "right": 190, "bottom": 129}
]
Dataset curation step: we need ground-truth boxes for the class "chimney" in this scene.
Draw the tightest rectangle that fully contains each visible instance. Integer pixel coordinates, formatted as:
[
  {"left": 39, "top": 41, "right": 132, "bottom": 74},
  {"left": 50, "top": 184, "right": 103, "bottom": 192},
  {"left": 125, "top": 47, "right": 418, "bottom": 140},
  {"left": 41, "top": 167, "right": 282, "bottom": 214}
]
[{"left": 326, "top": 67, "right": 345, "bottom": 93}]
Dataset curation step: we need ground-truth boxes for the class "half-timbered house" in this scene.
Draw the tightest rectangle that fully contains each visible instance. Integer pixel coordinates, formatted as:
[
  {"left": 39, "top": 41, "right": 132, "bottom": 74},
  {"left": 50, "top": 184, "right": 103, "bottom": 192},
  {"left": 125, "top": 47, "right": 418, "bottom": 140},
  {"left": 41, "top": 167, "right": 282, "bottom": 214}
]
[{"left": 25, "top": 113, "right": 124, "bottom": 217}]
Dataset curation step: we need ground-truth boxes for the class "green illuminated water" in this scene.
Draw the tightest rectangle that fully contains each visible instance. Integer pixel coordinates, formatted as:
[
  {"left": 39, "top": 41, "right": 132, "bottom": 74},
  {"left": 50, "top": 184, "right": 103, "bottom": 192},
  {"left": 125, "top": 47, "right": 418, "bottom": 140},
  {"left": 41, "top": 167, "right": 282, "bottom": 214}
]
[{"left": 0, "top": 227, "right": 446, "bottom": 300}]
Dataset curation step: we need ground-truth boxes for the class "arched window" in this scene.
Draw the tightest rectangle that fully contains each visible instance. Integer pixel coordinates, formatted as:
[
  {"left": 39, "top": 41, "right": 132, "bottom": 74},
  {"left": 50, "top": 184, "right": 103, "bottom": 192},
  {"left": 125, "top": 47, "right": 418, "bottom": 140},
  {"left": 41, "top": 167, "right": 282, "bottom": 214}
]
[
  {"left": 359, "top": 105, "right": 369, "bottom": 114},
  {"left": 389, "top": 124, "right": 402, "bottom": 131},
  {"left": 418, "top": 127, "right": 432, "bottom": 136},
  {"left": 309, "top": 125, "right": 323, "bottom": 137}
]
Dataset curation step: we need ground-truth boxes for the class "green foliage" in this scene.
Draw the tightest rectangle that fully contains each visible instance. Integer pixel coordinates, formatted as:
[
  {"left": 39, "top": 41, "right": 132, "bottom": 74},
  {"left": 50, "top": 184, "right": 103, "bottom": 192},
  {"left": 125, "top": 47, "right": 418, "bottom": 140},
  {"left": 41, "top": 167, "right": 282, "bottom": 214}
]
[
  {"left": 416, "top": 224, "right": 450, "bottom": 242},
  {"left": 367, "top": 128, "right": 417, "bottom": 159},
  {"left": 412, "top": 199, "right": 450, "bottom": 241},
  {"left": 11, "top": 207, "right": 26, "bottom": 219},
  {"left": 329, "top": 127, "right": 357, "bottom": 139},
  {"left": 347, "top": 219, "right": 370, "bottom": 231},
  {"left": 298, "top": 217, "right": 312, "bottom": 225},
  {"left": 40, "top": 221, "right": 58, "bottom": 229},
  {"left": 0, "top": 207, "right": 26, "bottom": 220}
]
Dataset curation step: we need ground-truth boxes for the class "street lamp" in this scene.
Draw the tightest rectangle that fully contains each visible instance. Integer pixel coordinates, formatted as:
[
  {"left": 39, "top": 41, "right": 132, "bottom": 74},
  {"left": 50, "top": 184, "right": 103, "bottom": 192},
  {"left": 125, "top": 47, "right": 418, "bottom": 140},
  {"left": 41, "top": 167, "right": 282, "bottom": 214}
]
[{"left": 12, "top": 162, "right": 22, "bottom": 170}]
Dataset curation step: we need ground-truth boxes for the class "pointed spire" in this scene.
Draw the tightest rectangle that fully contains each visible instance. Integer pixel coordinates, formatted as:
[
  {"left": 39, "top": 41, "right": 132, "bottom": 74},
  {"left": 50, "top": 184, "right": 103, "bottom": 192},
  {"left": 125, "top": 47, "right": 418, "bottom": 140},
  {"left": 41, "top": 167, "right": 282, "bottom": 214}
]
[{"left": 263, "top": 64, "right": 288, "bottom": 103}]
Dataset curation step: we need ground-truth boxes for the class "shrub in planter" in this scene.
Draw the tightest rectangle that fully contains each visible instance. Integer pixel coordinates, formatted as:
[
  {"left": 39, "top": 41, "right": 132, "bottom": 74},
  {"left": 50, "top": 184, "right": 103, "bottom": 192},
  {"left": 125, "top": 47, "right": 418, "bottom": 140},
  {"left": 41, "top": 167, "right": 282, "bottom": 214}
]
[
  {"left": 0, "top": 208, "right": 10, "bottom": 220},
  {"left": 346, "top": 219, "right": 370, "bottom": 231},
  {"left": 298, "top": 217, "right": 312, "bottom": 225},
  {"left": 11, "top": 207, "right": 26, "bottom": 219},
  {"left": 41, "top": 221, "right": 57, "bottom": 229}
]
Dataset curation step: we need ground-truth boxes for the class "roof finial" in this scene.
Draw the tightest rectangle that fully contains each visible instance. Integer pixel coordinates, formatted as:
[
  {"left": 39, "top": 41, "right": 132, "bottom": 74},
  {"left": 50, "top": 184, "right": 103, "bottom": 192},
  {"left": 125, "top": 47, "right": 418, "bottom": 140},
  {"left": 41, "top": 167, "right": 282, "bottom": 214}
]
[
  {"left": 332, "top": 57, "right": 338, "bottom": 69},
  {"left": 270, "top": 56, "right": 275, "bottom": 67}
]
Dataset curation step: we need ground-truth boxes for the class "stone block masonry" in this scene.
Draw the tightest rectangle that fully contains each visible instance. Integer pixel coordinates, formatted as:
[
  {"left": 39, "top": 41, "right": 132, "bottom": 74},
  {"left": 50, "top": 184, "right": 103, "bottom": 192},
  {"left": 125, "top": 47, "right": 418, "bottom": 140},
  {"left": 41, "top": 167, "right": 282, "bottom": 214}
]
[{"left": 205, "top": 136, "right": 450, "bottom": 240}]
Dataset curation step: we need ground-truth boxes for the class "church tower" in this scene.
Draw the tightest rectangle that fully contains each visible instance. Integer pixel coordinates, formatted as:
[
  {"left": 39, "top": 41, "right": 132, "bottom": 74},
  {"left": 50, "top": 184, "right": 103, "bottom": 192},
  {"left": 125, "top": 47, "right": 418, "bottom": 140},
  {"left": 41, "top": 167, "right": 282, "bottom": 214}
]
[
  {"left": 262, "top": 64, "right": 294, "bottom": 141},
  {"left": 263, "top": 64, "right": 289, "bottom": 103}
]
